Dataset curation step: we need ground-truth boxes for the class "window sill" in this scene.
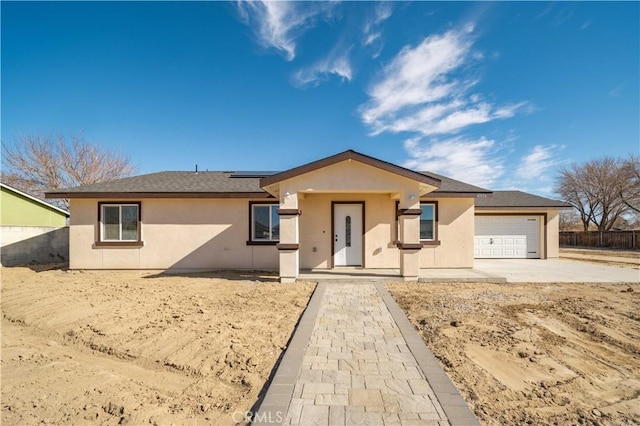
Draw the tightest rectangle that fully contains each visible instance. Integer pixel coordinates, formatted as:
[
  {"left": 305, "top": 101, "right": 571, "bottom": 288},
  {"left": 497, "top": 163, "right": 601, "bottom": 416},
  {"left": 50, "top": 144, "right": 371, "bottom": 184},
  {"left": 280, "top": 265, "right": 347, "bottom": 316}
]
[
  {"left": 393, "top": 240, "right": 442, "bottom": 247},
  {"left": 246, "top": 241, "right": 278, "bottom": 246},
  {"left": 94, "top": 241, "right": 144, "bottom": 248}
]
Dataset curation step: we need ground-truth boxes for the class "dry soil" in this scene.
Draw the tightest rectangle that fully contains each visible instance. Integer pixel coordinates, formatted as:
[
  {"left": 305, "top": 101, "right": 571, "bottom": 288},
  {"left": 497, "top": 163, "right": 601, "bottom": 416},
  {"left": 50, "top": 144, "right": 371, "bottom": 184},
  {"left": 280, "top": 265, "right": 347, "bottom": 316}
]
[
  {"left": 3, "top": 263, "right": 639, "bottom": 426},
  {"left": 388, "top": 281, "right": 640, "bottom": 425},
  {"left": 559, "top": 248, "right": 640, "bottom": 269},
  {"left": 1, "top": 266, "right": 314, "bottom": 425}
]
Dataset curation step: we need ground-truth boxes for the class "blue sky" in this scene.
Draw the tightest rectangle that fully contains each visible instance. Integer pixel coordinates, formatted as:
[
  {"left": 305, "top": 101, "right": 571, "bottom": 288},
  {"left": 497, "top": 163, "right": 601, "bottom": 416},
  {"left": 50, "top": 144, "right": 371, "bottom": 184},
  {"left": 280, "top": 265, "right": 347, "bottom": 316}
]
[{"left": 2, "top": 1, "right": 638, "bottom": 195}]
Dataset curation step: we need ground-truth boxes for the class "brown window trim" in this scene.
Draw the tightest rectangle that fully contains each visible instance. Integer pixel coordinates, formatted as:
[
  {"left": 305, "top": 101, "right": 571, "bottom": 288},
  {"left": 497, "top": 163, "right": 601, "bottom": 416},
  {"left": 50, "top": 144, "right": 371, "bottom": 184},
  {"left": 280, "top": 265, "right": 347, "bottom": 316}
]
[
  {"left": 97, "top": 201, "right": 142, "bottom": 245},
  {"left": 396, "top": 242, "right": 423, "bottom": 250},
  {"left": 246, "top": 240, "right": 278, "bottom": 246},
  {"left": 94, "top": 241, "right": 145, "bottom": 248},
  {"left": 276, "top": 243, "right": 299, "bottom": 250},
  {"left": 277, "top": 208, "right": 301, "bottom": 216},
  {"left": 394, "top": 201, "right": 440, "bottom": 245},
  {"left": 248, "top": 201, "right": 280, "bottom": 245},
  {"left": 393, "top": 201, "right": 399, "bottom": 245},
  {"left": 397, "top": 208, "right": 422, "bottom": 216},
  {"left": 420, "top": 201, "right": 438, "bottom": 242}
]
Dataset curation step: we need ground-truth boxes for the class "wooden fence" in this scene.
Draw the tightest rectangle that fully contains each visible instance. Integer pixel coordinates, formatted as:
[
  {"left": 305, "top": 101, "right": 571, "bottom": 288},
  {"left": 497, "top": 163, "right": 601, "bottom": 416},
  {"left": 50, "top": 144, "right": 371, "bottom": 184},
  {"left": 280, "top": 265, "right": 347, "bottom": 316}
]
[{"left": 559, "top": 231, "right": 640, "bottom": 249}]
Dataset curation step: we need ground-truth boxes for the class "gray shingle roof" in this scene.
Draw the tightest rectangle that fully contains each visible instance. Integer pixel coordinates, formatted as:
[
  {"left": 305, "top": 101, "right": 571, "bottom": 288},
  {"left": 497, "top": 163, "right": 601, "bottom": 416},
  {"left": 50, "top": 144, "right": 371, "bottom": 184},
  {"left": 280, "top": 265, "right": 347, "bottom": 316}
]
[
  {"left": 47, "top": 172, "right": 561, "bottom": 209},
  {"left": 420, "top": 171, "right": 491, "bottom": 194},
  {"left": 46, "top": 168, "right": 491, "bottom": 198},
  {"left": 475, "top": 191, "right": 571, "bottom": 208},
  {"left": 45, "top": 172, "right": 267, "bottom": 197}
]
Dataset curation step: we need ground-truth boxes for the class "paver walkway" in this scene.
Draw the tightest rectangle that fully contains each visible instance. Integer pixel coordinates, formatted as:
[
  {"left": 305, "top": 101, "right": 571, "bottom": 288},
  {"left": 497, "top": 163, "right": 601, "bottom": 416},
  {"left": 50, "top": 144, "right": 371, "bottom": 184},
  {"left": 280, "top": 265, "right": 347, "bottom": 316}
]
[{"left": 254, "top": 282, "right": 478, "bottom": 426}]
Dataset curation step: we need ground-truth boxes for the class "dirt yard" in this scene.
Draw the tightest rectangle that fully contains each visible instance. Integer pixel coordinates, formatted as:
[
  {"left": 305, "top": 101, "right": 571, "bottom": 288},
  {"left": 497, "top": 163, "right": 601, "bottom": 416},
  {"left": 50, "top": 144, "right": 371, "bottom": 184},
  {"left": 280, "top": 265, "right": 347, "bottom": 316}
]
[
  {"left": 1, "top": 266, "right": 314, "bottom": 425},
  {"left": 560, "top": 248, "right": 640, "bottom": 269},
  {"left": 388, "top": 281, "right": 640, "bottom": 425}
]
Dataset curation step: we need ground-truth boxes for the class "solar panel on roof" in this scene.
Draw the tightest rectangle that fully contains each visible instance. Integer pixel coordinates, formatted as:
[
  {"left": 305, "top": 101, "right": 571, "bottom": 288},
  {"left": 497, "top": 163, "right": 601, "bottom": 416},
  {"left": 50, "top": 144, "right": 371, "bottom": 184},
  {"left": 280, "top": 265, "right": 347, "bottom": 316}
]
[{"left": 230, "top": 171, "right": 280, "bottom": 178}]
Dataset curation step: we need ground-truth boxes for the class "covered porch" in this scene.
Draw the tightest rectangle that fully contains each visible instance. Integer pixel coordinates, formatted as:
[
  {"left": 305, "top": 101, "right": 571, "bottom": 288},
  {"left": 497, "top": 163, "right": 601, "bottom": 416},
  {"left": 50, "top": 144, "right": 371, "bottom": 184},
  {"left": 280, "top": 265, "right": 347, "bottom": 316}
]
[{"left": 259, "top": 151, "right": 441, "bottom": 283}]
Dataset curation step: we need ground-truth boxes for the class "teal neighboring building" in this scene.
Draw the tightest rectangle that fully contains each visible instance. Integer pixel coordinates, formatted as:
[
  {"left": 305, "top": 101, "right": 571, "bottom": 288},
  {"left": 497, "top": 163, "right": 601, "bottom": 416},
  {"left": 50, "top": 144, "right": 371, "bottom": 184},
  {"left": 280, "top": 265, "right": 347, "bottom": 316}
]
[{"left": 1, "top": 183, "right": 69, "bottom": 266}]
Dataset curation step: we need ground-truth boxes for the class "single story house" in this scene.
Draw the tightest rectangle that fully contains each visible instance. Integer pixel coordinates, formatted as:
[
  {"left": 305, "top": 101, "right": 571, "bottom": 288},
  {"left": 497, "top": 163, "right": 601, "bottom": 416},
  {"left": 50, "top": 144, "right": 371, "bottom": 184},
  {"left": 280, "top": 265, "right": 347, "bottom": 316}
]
[
  {"left": 1, "top": 182, "right": 70, "bottom": 266},
  {"left": 46, "top": 150, "right": 570, "bottom": 282}
]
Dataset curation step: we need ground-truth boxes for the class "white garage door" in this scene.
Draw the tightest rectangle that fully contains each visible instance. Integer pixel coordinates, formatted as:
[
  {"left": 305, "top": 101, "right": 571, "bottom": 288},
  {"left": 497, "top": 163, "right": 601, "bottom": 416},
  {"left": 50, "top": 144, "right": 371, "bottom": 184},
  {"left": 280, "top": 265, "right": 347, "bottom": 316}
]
[{"left": 474, "top": 216, "right": 540, "bottom": 259}]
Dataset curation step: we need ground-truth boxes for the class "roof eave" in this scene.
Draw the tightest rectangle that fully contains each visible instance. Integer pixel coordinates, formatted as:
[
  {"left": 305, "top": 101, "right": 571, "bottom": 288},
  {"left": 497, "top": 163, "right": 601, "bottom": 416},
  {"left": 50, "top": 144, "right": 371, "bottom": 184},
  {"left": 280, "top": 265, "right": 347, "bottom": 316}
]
[
  {"left": 260, "top": 150, "right": 441, "bottom": 189},
  {"left": 45, "top": 191, "right": 274, "bottom": 199},
  {"left": 475, "top": 205, "right": 573, "bottom": 210},
  {"left": 424, "top": 191, "right": 493, "bottom": 198}
]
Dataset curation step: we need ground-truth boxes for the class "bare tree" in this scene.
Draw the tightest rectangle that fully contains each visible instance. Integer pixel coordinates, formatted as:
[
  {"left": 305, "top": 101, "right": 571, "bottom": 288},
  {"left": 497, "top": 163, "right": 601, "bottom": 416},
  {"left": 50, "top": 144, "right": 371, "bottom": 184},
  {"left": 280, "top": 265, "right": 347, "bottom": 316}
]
[
  {"left": 1, "top": 133, "right": 137, "bottom": 208},
  {"left": 556, "top": 156, "right": 633, "bottom": 232},
  {"left": 559, "top": 209, "right": 583, "bottom": 231},
  {"left": 619, "top": 154, "right": 640, "bottom": 215}
]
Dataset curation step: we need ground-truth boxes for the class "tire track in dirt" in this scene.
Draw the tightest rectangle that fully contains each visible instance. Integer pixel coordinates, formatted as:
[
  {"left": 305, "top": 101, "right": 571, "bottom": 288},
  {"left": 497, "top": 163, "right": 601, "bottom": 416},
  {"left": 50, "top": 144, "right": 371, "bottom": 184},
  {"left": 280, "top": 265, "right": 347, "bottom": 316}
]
[
  {"left": 388, "top": 282, "right": 640, "bottom": 425},
  {"left": 2, "top": 267, "right": 314, "bottom": 425}
]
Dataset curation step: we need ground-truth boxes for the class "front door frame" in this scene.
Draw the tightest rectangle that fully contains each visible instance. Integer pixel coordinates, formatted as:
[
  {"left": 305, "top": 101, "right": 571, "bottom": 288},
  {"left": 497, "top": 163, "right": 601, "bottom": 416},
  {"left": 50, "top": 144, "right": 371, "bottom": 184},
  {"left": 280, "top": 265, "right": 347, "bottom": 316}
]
[{"left": 331, "top": 201, "right": 365, "bottom": 268}]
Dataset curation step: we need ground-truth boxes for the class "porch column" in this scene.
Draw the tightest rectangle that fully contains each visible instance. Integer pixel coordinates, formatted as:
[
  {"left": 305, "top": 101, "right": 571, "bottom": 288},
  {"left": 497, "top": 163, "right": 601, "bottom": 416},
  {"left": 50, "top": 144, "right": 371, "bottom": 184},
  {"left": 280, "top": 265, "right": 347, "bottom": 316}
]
[
  {"left": 277, "top": 193, "right": 301, "bottom": 283},
  {"left": 398, "top": 196, "right": 422, "bottom": 282}
]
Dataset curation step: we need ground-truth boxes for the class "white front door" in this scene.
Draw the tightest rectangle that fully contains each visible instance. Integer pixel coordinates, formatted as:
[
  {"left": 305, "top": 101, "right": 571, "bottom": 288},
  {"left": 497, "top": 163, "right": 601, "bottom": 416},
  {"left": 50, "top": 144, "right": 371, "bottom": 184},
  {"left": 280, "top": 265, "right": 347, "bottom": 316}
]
[{"left": 333, "top": 204, "right": 363, "bottom": 267}]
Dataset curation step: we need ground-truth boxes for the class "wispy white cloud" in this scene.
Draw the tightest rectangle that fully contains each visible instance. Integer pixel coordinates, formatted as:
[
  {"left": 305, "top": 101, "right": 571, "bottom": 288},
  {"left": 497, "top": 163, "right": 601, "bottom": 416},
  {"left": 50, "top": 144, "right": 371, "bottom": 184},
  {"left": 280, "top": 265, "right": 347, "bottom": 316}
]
[
  {"left": 534, "top": 3, "right": 555, "bottom": 21},
  {"left": 293, "top": 48, "right": 353, "bottom": 87},
  {"left": 552, "top": 8, "right": 574, "bottom": 27},
  {"left": 515, "top": 144, "right": 564, "bottom": 181},
  {"left": 363, "top": 2, "right": 393, "bottom": 44},
  {"left": 364, "top": 31, "right": 381, "bottom": 47},
  {"left": 405, "top": 139, "right": 565, "bottom": 194},
  {"left": 235, "top": 1, "right": 335, "bottom": 61},
  {"left": 609, "top": 83, "right": 624, "bottom": 97},
  {"left": 403, "top": 136, "right": 505, "bottom": 188},
  {"left": 359, "top": 26, "right": 528, "bottom": 137},
  {"left": 362, "top": 2, "right": 393, "bottom": 57},
  {"left": 501, "top": 144, "right": 565, "bottom": 196},
  {"left": 359, "top": 24, "right": 534, "bottom": 190}
]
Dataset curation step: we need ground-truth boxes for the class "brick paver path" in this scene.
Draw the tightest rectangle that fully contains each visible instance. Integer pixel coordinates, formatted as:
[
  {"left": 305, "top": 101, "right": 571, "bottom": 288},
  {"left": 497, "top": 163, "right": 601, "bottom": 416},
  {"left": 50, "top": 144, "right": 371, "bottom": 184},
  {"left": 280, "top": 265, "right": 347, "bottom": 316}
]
[{"left": 284, "top": 283, "right": 448, "bottom": 426}]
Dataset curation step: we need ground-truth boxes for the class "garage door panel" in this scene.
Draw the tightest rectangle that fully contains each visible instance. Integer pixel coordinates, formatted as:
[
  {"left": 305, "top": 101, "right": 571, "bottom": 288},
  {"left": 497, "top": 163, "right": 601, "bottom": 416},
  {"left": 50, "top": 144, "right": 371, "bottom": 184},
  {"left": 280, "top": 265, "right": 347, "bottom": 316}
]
[{"left": 474, "top": 216, "right": 540, "bottom": 259}]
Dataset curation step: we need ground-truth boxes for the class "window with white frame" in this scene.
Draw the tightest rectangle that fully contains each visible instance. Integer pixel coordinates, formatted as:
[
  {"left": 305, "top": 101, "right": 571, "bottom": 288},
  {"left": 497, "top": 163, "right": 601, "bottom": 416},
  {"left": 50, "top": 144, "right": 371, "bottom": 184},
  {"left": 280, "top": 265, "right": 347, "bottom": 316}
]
[
  {"left": 251, "top": 203, "right": 280, "bottom": 242},
  {"left": 420, "top": 203, "right": 436, "bottom": 241},
  {"left": 100, "top": 203, "right": 140, "bottom": 242}
]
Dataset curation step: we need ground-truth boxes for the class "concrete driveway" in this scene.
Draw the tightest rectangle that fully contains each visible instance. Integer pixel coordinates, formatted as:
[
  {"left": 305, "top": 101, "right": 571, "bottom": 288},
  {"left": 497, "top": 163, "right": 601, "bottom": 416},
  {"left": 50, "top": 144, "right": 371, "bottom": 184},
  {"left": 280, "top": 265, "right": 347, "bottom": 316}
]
[{"left": 474, "top": 258, "right": 640, "bottom": 283}]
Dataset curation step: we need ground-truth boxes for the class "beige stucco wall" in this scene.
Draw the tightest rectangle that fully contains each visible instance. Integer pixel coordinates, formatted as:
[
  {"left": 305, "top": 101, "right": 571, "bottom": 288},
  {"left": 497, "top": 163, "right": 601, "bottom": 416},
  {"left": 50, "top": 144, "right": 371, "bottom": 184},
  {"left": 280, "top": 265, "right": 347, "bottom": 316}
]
[
  {"left": 274, "top": 159, "right": 438, "bottom": 271},
  {"left": 474, "top": 208, "right": 562, "bottom": 259},
  {"left": 69, "top": 195, "right": 479, "bottom": 270},
  {"left": 546, "top": 211, "right": 560, "bottom": 258},
  {"left": 69, "top": 198, "right": 279, "bottom": 270},
  {"left": 275, "top": 160, "right": 433, "bottom": 197},
  {"left": 66, "top": 156, "right": 562, "bottom": 272},
  {"left": 298, "top": 193, "right": 400, "bottom": 269},
  {"left": 296, "top": 194, "right": 477, "bottom": 269},
  {"left": 70, "top": 196, "right": 563, "bottom": 271},
  {"left": 420, "top": 197, "right": 475, "bottom": 268}
]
